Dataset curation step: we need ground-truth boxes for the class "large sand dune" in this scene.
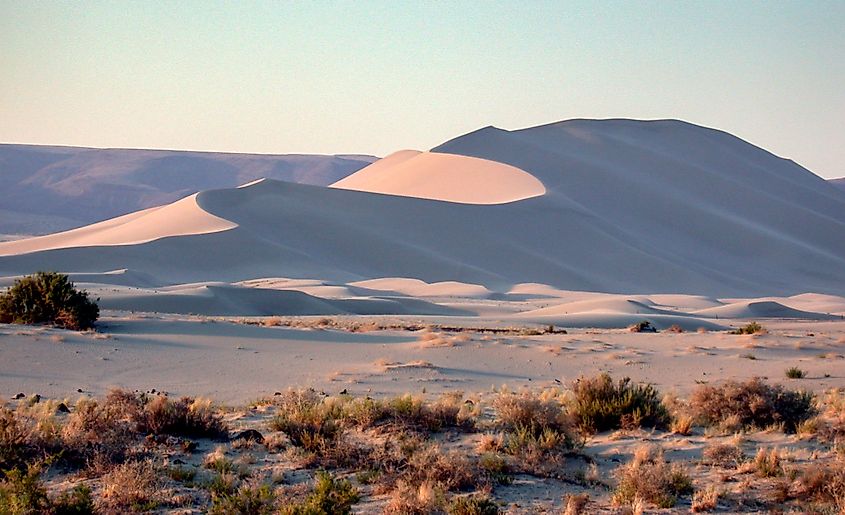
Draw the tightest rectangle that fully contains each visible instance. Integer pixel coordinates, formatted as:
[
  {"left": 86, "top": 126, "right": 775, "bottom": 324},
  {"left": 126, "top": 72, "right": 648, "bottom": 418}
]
[
  {"left": 2, "top": 119, "right": 845, "bottom": 301},
  {"left": 331, "top": 150, "right": 545, "bottom": 204}
]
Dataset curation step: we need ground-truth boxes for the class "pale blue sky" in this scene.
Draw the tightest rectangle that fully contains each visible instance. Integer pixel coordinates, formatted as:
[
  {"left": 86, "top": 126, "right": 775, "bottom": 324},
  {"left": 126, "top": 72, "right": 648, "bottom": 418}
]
[{"left": 1, "top": 1, "right": 843, "bottom": 178}]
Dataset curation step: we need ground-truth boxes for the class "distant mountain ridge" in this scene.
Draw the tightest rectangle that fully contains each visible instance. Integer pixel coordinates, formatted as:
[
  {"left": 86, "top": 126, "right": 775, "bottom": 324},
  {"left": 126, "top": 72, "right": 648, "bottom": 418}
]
[{"left": 0, "top": 144, "right": 376, "bottom": 236}]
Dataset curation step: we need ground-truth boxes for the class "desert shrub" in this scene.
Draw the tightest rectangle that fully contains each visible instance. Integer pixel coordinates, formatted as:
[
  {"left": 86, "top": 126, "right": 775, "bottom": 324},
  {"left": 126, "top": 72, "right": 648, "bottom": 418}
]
[
  {"left": 210, "top": 482, "right": 276, "bottom": 515},
  {"left": 51, "top": 484, "right": 95, "bottom": 514},
  {"left": 702, "top": 442, "right": 745, "bottom": 468},
  {"left": 691, "top": 485, "right": 720, "bottom": 512},
  {"left": 612, "top": 445, "right": 693, "bottom": 508},
  {"left": 569, "top": 374, "right": 670, "bottom": 433},
  {"left": 732, "top": 321, "right": 764, "bottom": 335},
  {"left": 689, "top": 377, "right": 816, "bottom": 433},
  {"left": 98, "top": 460, "right": 160, "bottom": 511},
  {"left": 133, "top": 394, "right": 227, "bottom": 439},
  {"left": 628, "top": 320, "right": 657, "bottom": 333},
  {"left": 280, "top": 471, "right": 358, "bottom": 515},
  {"left": 0, "top": 408, "right": 35, "bottom": 473},
  {"left": 785, "top": 366, "right": 807, "bottom": 379},
  {"left": 0, "top": 272, "right": 98, "bottom": 330},
  {"left": 0, "top": 463, "right": 94, "bottom": 515},
  {"left": 795, "top": 461, "right": 845, "bottom": 511},
  {"left": 0, "top": 464, "right": 50, "bottom": 514},
  {"left": 383, "top": 480, "right": 444, "bottom": 514},
  {"left": 478, "top": 453, "right": 512, "bottom": 485},
  {"left": 447, "top": 494, "right": 499, "bottom": 514},
  {"left": 60, "top": 398, "right": 137, "bottom": 467},
  {"left": 752, "top": 447, "right": 782, "bottom": 478},
  {"left": 491, "top": 390, "right": 579, "bottom": 475},
  {"left": 666, "top": 324, "right": 684, "bottom": 333}
]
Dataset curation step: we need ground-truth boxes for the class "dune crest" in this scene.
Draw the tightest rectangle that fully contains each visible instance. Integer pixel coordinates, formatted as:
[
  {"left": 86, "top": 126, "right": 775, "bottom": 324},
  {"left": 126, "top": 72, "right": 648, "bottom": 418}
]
[
  {"left": 0, "top": 193, "right": 237, "bottom": 256},
  {"left": 330, "top": 150, "right": 546, "bottom": 204}
]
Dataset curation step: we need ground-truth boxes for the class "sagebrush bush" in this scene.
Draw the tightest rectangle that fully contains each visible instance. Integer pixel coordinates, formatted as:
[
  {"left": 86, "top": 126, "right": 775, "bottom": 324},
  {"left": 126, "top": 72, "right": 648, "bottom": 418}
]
[
  {"left": 569, "top": 374, "right": 670, "bottom": 433},
  {"left": 447, "top": 494, "right": 499, "bottom": 514},
  {"left": 491, "top": 390, "right": 580, "bottom": 475},
  {"left": 612, "top": 445, "right": 693, "bottom": 508},
  {"left": 0, "top": 271, "right": 98, "bottom": 330},
  {"left": 280, "top": 471, "right": 358, "bottom": 515},
  {"left": 732, "top": 321, "right": 765, "bottom": 335},
  {"left": 689, "top": 377, "right": 816, "bottom": 433}
]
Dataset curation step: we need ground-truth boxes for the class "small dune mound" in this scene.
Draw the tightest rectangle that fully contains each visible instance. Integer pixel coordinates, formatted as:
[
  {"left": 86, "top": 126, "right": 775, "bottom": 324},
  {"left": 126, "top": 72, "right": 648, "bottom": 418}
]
[
  {"left": 0, "top": 193, "right": 237, "bottom": 256},
  {"left": 330, "top": 150, "right": 546, "bottom": 205}
]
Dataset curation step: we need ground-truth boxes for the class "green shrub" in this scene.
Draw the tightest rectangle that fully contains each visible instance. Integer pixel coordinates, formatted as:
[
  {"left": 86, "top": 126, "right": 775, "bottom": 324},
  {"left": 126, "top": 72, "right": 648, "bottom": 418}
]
[
  {"left": 280, "top": 471, "right": 359, "bottom": 515},
  {"left": 0, "top": 272, "right": 98, "bottom": 330},
  {"left": 0, "top": 465, "right": 51, "bottom": 514},
  {"left": 447, "top": 494, "right": 499, "bottom": 514},
  {"left": 51, "top": 484, "right": 94, "bottom": 514},
  {"left": 689, "top": 377, "right": 815, "bottom": 433},
  {"left": 210, "top": 483, "right": 276, "bottom": 515},
  {"left": 732, "top": 322, "right": 764, "bottom": 335},
  {"left": 570, "top": 374, "right": 670, "bottom": 433},
  {"left": 785, "top": 367, "right": 806, "bottom": 379}
]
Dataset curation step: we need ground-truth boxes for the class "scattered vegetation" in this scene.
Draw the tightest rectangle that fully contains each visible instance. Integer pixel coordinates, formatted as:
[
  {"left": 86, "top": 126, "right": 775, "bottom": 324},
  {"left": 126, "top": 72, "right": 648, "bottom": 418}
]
[
  {"left": 0, "top": 271, "right": 99, "bottom": 330},
  {"left": 3, "top": 374, "right": 844, "bottom": 512},
  {"left": 689, "top": 377, "right": 816, "bottom": 433}
]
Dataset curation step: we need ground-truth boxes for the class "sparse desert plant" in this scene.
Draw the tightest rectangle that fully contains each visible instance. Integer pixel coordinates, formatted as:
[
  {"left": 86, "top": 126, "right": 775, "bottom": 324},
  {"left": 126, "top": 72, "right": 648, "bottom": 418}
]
[
  {"left": 666, "top": 324, "right": 685, "bottom": 333},
  {"left": 689, "top": 377, "right": 816, "bottom": 433},
  {"left": 670, "top": 414, "right": 694, "bottom": 435},
  {"left": 478, "top": 453, "right": 512, "bottom": 485},
  {"left": 569, "top": 373, "right": 670, "bottom": 433},
  {"left": 753, "top": 447, "right": 782, "bottom": 478},
  {"left": 0, "top": 464, "right": 51, "bottom": 513},
  {"left": 702, "top": 442, "right": 745, "bottom": 468},
  {"left": 612, "top": 445, "right": 693, "bottom": 508},
  {"left": 447, "top": 494, "right": 499, "bottom": 514},
  {"left": 0, "top": 271, "right": 99, "bottom": 330},
  {"left": 691, "top": 485, "right": 720, "bottom": 512},
  {"left": 210, "top": 481, "right": 277, "bottom": 515},
  {"left": 794, "top": 460, "right": 845, "bottom": 512},
  {"left": 628, "top": 320, "right": 657, "bottom": 333},
  {"left": 563, "top": 492, "right": 590, "bottom": 515},
  {"left": 732, "top": 321, "right": 765, "bottom": 335},
  {"left": 491, "top": 390, "right": 579, "bottom": 474},
  {"left": 51, "top": 483, "right": 95, "bottom": 514},
  {"left": 383, "top": 479, "right": 444, "bottom": 515},
  {"left": 280, "top": 471, "right": 359, "bottom": 515},
  {"left": 98, "top": 460, "right": 160, "bottom": 511},
  {"left": 785, "top": 366, "right": 807, "bottom": 379},
  {"left": 132, "top": 393, "right": 228, "bottom": 439}
]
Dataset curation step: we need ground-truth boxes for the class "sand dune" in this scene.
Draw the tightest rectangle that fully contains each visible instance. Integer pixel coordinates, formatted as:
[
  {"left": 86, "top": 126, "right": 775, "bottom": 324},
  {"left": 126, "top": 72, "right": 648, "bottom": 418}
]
[
  {"left": 2, "top": 119, "right": 845, "bottom": 299},
  {"left": 0, "top": 193, "right": 237, "bottom": 256},
  {"left": 693, "top": 300, "right": 840, "bottom": 320},
  {"left": 0, "top": 144, "right": 375, "bottom": 235},
  {"left": 331, "top": 150, "right": 546, "bottom": 204}
]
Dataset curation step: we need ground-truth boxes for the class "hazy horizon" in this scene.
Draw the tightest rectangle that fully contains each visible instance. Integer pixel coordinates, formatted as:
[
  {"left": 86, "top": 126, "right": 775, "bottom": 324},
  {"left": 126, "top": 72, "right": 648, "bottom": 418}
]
[{"left": 2, "top": 1, "right": 843, "bottom": 178}]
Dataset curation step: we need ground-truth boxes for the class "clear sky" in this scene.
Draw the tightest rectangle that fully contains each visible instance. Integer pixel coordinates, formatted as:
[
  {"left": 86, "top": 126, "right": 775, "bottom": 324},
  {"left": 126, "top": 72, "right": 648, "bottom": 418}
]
[{"left": 1, "top": 1, "right": 843, "bottom": 178}]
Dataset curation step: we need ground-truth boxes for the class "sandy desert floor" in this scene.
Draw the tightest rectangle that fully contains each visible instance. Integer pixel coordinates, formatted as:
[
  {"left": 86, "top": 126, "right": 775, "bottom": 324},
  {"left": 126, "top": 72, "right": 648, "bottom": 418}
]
[{"left": 3, "top": 314, "right": 845, "bottom": 513}]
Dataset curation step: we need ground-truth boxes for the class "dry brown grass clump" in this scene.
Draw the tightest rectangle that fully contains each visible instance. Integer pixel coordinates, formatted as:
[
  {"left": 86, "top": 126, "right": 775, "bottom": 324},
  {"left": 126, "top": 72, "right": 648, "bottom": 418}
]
[
  {"left": 702, "top": 441, "right": 745, "bottom": 468},
  {"left": 794, "top": 460, "right": 845, "bottom": 512},
  {"left": 691, "top": 485, "right": 720, "bottom": 512},
  {"left": 132, "top": 394, "right": 228, "bottom": 439},
  {"left": 98, "top": 460, "right": 161, "bottom": 511},
  {"left": 612, "top": 445, "right": 693, "bottom": 509},
  {"left": 689, "top": 377, "right": 816, "bottom": 433}
]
